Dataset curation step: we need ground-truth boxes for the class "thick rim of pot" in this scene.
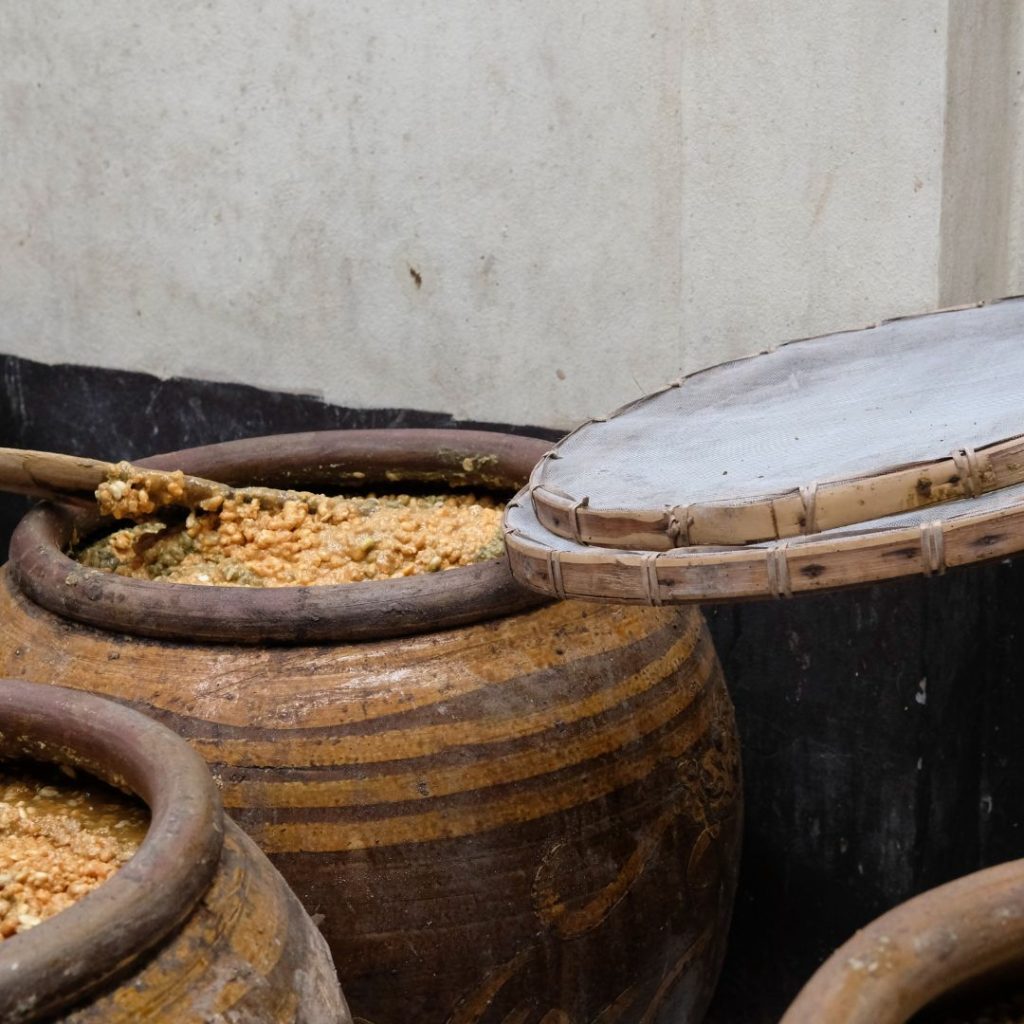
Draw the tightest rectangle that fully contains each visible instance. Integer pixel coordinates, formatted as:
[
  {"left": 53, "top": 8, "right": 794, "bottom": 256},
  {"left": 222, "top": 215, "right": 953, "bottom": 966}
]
[
  {"left": 780, "top": 857, "right": 1024, "bottom": 1024},
  {"left": 0, "top": 678, "right": 223, "bottom": 1023},
  {"left": 8, "top": 429, "right": 553, "bottom": 644}
]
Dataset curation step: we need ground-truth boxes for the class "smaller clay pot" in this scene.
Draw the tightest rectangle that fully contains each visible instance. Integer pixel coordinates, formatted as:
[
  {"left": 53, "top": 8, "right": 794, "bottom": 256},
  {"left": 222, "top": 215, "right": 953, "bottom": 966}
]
[
  {"left": 781, "top": 858, "right": 1024, "bottom": 1023},
  {"left": 0, "top": 678, "right": 350, "bottom": 1024}
]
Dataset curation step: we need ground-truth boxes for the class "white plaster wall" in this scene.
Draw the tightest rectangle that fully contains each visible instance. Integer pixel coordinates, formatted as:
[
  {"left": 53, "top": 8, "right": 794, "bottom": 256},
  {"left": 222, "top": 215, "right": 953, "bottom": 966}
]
[
  {"left": 0, "top": 1, "right": 1021, "bottom": 429},
  {"left": 678, "top": 0, "right": 948, "bottom": 368},
  {"left": 939, "top": 1, "right": 1024, "bottom": 307}
]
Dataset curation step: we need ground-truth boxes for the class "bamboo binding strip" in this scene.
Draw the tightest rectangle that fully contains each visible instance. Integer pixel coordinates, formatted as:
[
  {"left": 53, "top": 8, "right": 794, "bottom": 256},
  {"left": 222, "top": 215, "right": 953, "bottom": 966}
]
[
  {"left": 503, "top": 479, "right": 1024, "bottom": 605},
  {"left": 530, "top": 297, "right": 1024, "bottom": 550}
]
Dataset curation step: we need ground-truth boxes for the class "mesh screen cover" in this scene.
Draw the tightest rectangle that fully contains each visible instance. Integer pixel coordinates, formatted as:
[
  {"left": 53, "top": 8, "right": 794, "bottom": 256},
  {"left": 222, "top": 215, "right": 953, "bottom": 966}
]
[{"left": 537, "top": 298, "right": 1024, "bottom": 515}]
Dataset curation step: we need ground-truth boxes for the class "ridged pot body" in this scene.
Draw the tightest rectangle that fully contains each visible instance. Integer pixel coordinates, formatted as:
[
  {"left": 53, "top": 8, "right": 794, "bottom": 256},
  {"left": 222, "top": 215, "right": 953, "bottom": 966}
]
[
  {"left": 0, "top": 430, "right": 741, "bottom": 1022},
  {"left": 0, "top": 578, "right": 739, "bottom": 1022}
]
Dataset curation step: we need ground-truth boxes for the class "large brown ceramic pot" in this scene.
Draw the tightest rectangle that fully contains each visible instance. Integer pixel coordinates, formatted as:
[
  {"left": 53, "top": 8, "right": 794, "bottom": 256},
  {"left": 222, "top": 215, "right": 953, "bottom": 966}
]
[
  {"left": 0, "top": 429, "right": 741, "bottom": 1023},
  {"left": 782, "top": 858, "right": 1024, "bottom": 1023},
  {"left": 0, "top": 678, "right": 349, "bottom": 1023}
]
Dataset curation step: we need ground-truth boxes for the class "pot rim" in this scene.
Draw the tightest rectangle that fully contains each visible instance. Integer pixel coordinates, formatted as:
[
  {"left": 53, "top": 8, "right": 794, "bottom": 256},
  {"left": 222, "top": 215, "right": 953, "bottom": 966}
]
[
  {"left": 780, "top": 857, "right": 1024, "bottom": 1024},
  {"left": 0, "top": 678, "right": 223, "bottom": 1023},
  {"left": 8, "top": 428, "right": 552, "bottom": 644}
]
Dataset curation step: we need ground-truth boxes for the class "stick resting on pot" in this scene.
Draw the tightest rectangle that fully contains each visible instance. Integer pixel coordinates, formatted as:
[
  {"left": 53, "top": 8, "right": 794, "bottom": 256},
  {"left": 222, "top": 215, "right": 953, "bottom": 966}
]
[{"left": 0, "top": 447, "right": 307, "bottom": 518}]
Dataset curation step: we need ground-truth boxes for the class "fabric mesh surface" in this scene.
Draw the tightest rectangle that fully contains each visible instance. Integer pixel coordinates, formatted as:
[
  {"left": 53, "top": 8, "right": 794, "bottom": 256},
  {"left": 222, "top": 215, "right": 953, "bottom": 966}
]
[{"left": 539, "top": 298, "right": 1024, "bottom": 510}]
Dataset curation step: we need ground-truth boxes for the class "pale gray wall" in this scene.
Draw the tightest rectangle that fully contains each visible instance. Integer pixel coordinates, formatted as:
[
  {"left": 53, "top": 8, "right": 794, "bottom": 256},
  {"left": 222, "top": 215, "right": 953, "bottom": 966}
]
[{"left": 1, "top": 1, "right": 1021, "bottom": 429}]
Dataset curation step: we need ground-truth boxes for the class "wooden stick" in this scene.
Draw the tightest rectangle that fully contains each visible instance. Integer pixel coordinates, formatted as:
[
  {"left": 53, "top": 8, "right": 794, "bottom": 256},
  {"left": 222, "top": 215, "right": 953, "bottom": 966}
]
[
  {"left": 0, "top": 448, "right": 115, "bottom": 502},
  {"left": 0, "top": 447, "right": 302, "bottom": 516}
]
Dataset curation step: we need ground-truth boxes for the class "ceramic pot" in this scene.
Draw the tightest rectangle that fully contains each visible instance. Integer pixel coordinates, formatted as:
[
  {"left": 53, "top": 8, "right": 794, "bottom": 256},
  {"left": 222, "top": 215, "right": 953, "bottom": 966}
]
[
  {"left": 0, "top": 677, "right": 349, "bottom": 1023},
  {"left": 782, "top": 858, "right": 1024, "bottom": 1023},
  {"left": 0, "top": 429, "right": 741, "bottom": 1023}
]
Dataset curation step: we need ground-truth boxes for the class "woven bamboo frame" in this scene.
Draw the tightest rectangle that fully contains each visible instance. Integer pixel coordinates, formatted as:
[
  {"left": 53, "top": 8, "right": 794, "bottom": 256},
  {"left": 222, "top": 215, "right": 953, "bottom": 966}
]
[
  {"left": 530, "top": 297, "right": 1024, "bottom": 550},
  {"left": 504, "top": 486, "right": 1024, "bottom": 605},
  {"left": 530, "top": 432, "right": 1024, "bottom": 550}
]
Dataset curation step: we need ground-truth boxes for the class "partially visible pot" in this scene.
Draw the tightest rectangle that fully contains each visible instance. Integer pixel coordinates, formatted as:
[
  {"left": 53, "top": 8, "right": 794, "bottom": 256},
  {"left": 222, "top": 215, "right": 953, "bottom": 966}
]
[
  {"left": 0, "top": 678, "right": 350, "bottom": 1023},
  {"left": 782, "top": 858, "right": 1024, "bottom": 1024}
]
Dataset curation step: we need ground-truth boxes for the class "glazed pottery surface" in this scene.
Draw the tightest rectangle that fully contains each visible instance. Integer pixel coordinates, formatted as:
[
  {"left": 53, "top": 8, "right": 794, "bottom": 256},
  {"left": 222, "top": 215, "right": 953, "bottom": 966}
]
[
  {"left": 0, "top": 678, "right": 349, "bottom": 1024},
  {"left": 0, "top": 430, "right": 741, "bottom": 1023}
]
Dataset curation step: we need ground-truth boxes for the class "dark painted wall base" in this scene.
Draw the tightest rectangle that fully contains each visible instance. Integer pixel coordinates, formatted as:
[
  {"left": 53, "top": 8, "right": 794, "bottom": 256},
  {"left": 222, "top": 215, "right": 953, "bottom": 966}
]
[
  {"left": 703, "top": 559, "right": 1024, "bottom": 1020},
  {"left": 0, "top": 353, "right": 558, "bottom": 560},
  {"left": 3, "top": 352, "right": 1023, "bottom": 1022}
]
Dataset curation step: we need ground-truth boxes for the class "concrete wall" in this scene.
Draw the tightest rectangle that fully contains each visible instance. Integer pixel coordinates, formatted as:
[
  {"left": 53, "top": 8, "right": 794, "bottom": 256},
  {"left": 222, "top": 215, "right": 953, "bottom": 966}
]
[{"left": 1, "top": 1, "right": 1021, "bottom": 430}]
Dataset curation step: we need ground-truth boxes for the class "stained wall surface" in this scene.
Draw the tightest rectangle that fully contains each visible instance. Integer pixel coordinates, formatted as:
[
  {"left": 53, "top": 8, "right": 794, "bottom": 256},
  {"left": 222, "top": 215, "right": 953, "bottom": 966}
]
[{"left": 2, "top": 1, "right": 1021, "bottom": 429}]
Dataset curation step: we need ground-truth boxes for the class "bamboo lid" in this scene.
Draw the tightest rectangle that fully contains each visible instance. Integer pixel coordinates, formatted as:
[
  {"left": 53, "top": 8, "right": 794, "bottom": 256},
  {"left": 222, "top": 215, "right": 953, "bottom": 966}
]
[
  {"left": 529, "top": 297, "right": 1024, "bottom": 551},
  {"left": 504, "top": 478, "right": 1024, "bottom": 605}
]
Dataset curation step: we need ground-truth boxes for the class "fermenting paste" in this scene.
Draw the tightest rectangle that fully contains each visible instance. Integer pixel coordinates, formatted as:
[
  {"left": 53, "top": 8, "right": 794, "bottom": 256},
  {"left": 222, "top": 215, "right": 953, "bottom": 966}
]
[
  {"left": 0, "top": 766, "right": 147, "bottom": 939},
  {"left": 79, "top": 492, "right": 505, "bottom": 586}
]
